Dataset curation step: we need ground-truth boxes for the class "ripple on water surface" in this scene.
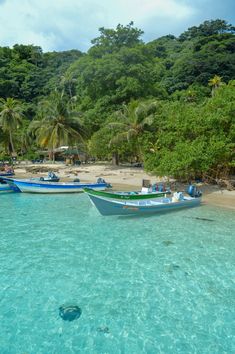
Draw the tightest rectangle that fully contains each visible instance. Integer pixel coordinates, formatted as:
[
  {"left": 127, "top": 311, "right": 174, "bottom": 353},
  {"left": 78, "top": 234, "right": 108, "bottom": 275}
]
[{"left": 0, "top": 193, "right": 234, "bottom": 353}]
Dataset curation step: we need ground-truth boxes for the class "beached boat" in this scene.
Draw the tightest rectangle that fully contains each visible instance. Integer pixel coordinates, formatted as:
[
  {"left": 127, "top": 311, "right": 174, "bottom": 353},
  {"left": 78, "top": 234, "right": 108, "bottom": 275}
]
[
  {"left": 2, "top": 177, "right": 109, "bottom": 194},
  {"left": 0, "top": 171, "right": 14, "bottom": 177},
  {"left": 82, "top": 187, "right": 170, "bottom": 201},
  {"left": 84, "top": 189, "right": 201, "bottom": 216},
  {"left": 0, "top": 179, "right": 19, "bottom": 192},
  {"left": 0, "top": 182, "right": 14, "bottom": 192}
]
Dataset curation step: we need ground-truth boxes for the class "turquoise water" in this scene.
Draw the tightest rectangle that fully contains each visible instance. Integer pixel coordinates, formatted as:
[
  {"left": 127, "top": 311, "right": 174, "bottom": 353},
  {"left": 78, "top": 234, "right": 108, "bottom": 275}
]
[{"left": 0, "top": 193, "right": 234, "bottom": 354}]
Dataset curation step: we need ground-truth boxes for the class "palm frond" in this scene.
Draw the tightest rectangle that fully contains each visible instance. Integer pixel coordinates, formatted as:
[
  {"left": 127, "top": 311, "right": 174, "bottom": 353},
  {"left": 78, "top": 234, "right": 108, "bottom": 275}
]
[
  {"left": 127, "top": 128, "right": 138, "bottom": 142},
  {"left": 109, "top": 132, "right": 128, "bottom": 146},
  {"left": 108, "top": 122, "right": 127, "bottom": 130}
]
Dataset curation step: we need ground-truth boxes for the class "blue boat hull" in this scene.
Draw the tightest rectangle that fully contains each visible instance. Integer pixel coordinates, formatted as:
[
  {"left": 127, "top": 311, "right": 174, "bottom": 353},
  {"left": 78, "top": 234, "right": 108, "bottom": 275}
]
[
  {"left": 0, "top": 181, "right": 19, "bottom": 192},
  {"left": 0, "top": 184, "right": 13, "bottom": 192},
  {"left": 2, "top": 178, "right": 108, "bottom": 193},
  {"left": 0, "top": 172, "right": 14, "bottom": 177},
  {"left": 87, "top": 193, "right": 201, "bottom": 216}
]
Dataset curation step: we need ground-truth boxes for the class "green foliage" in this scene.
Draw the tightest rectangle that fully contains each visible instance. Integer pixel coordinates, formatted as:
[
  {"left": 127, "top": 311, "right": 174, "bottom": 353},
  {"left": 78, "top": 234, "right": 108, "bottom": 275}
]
[
  {"left": 171, "top": 84, "right": 210, "bottom": 103},
  {"left": 143, "top": 81, "right": 235, "bottom": 179},
  {"left": 89, "top": 22, "right": 144, "bottom": 58},
  {"left": 89, "top": 125, "right": 135, "bottom": 162},
  {"left": 42, "top": 50, "right": 83, "bottom": 95},
  {"left": 0, "top": 97, "right": 24, "bottom": 154},
  {"left": 69, "top": 44, "right": 155, "bottom": 106},
  {"left": 179, "top": 19, "right": 235, "bottom": 41},
  {"left": 29, "top": 92, "right": 85, "bottom": 159}
]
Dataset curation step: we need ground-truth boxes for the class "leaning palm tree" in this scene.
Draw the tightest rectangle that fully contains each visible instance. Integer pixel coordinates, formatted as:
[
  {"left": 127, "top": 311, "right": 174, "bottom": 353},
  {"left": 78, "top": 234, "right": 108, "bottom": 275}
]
[
  {"left": 208, "top": 75, "right": 223, "bottom": 96},
  {"left": 108, "top": 100, "right": 157, "bottom": 163},
  {"left": 30, "top": 91, "right": 85, "bottom": 161},
  {"left": 0, "top": 97, "right": 24, "bottom": 155}
]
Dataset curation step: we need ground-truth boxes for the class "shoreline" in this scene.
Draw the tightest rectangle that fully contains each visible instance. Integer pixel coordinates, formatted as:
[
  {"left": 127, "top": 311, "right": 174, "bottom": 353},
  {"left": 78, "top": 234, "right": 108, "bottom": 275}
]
[{"left": 12, "top": 162, "right": 235, "bottom": 211}]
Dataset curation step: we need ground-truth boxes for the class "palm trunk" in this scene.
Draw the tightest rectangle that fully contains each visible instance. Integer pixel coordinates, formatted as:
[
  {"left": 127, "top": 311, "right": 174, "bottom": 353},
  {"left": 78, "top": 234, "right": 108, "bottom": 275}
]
[
  {"left": 9, "top": 131, "right": 15, "bottom": 155},
  {"left": 49, "top": 150, "right": 53, "bottom": 161},
  {"left": 112, "top": 152, "right": 119, "bottom": 166},
  {"left": 48, "top": 147, "right": 56, "bottom": 163},
  {"left": 69, "top": 84, "right": 73, "bottom": 99}
]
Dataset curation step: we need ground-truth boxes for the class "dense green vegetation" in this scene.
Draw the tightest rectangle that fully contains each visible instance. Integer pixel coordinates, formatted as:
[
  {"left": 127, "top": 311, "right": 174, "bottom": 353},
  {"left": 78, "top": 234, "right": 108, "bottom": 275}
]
[{"left": 0, "top": 19, "right": 234, "bottom": 182}]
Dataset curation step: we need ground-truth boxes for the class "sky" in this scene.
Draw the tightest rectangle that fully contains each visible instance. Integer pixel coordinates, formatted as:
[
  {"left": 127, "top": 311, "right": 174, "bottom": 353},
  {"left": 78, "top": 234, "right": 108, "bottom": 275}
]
[{"left": 0, "top": 0, "right": 234, "bottom": 52}]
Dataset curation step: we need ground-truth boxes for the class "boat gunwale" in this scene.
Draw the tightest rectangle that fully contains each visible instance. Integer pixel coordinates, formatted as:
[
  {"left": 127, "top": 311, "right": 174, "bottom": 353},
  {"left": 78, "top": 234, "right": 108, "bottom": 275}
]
[
  {"left": 83, "top": 187, "right": 169, "bottom": 200},
  {"left": 2, "top": 178, "right": 107, "bottom": 189}
]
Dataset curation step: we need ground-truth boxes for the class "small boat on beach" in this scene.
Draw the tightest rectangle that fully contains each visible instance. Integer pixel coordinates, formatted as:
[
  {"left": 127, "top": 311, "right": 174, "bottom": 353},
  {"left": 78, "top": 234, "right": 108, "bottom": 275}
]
[
  {"left": 0, "top": 164, "right": 15, "bottom": 177},
  {"left": 0, "top": 182, "right": 14, "bottom": 192},
  {"left": 0, "top": 178, "right": 19, "bottom": 192},
  {"left": 0, "top": 171, "right": 14, "bottom": 177},
  {"left": 2, "top": 177, "right": 109, "bottom": 194},
  {"left": 84, "top": 188, "right": 202, "bottom": 216},
  {"left": 82, "top": 187, "right": 170, "bottom": 201}
]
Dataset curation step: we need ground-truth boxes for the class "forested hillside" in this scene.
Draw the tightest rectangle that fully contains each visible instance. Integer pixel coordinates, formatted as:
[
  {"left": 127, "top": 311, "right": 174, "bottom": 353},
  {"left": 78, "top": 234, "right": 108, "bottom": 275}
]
[{"left": 0, "top": 19, "right": 234, "bottom": 181}]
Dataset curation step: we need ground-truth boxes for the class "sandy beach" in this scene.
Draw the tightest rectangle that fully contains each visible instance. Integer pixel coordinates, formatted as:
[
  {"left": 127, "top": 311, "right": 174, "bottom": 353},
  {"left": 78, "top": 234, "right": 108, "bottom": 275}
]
[{"left": 12, "top": 162, "right": 235, "bottom": 211}]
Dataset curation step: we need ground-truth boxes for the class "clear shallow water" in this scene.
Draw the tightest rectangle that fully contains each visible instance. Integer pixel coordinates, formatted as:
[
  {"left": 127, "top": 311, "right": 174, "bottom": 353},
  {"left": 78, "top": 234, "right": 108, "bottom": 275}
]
[{"left": 0, "top": 193, "right": 234, "bottom": 354}]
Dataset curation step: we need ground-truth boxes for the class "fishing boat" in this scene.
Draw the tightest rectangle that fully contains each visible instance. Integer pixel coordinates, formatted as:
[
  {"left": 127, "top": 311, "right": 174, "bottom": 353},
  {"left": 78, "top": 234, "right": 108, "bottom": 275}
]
[
  {"left": 0, "top": 179, "right": 19, "bottom": 192},
  {"left": 2, "top": 177, "right": 109, "bottom": 194},
  {"left": 0, "top": 164, "right": 15, "bottom": 177},
  {"left": 0, "top": 182, "right": 14, "bottom": 192},
  {"left": 84, "top": 189, "right": 201, "bottom": 216},
  {"left": 82, "top": 187, "right": 170, "bottom": 201},
  {"left": 0, "top": 171, "right": 14, "bottom": 177}
]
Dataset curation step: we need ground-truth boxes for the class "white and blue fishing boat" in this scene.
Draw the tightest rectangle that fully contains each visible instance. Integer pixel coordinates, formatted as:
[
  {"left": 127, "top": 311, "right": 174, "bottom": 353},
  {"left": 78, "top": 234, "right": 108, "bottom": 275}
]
[
  {"left": 84, "top": 188, "right": 202, "bottom": 216},
  {"left": 0, "top": 171, "right": 14, "bottom": 177},
  {"left": 2, "top": 177, "right": 109, "bottom": 194},
  {"left": 0, "top": 179, "right": 19, "bottom": 192},
  {"left": 0, "top": 182, "right": 14, "bottom": 192}
]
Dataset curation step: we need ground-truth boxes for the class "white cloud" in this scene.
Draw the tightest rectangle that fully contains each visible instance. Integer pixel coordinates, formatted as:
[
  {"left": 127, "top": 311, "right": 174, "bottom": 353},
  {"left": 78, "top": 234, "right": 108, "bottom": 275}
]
[
  {"left": 0, "top": 0, "right": 196, "bottom": 51},
  {"left": 114, "top": 0, "right": 194, "bottom": 22}
]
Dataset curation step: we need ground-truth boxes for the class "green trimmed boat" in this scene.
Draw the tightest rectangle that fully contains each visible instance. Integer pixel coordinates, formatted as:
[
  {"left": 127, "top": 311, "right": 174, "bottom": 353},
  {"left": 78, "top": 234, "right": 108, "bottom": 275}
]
[
  {"left": 84, "top": 188, "right": 201, "bottom": 216},
  {"left": 83, "top": 188, "right": 170, "bottom": 201}
]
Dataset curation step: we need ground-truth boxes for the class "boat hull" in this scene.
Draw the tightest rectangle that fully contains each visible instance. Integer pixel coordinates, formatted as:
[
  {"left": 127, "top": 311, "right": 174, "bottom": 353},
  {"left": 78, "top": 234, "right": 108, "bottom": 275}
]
[
  {"left": 86, "top": 193, "right": 201, "bottom": 216},
  {"left": 2, "top": 178, "right": 108, "bottom": 194},
  {"left": 0, "top": 172, "right": 14, "bottom": 177},
  {"left": 0, "top": 184, "right": 14, "bottom": 192}
]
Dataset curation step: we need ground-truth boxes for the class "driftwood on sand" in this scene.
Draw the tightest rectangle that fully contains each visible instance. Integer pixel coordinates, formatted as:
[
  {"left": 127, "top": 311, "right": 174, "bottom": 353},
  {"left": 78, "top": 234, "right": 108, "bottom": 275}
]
[{"left": 25, "top": 166, "right": 60, "bottom": 173}]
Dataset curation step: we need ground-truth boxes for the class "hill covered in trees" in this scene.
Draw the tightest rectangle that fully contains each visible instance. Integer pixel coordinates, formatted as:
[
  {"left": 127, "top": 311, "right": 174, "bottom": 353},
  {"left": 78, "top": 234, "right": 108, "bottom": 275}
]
[{"left": 0, "top": 19, "right": 234, "bottom": 182}]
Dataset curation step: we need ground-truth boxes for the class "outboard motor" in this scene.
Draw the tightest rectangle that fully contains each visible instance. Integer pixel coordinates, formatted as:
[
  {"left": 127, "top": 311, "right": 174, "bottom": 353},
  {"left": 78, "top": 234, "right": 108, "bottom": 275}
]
[
  {"left": 48, "top": 171, "right": 56, "bottom": 178},
  {"left": 97, "top": 177, "right": 112, "bottom": 188},
  {"left": 152, "top": 183, "right": 157, "bottom": 192},
  {"left": 97, "top": 177, "right": 106, "bottom": 184},
  {"left": 40, "top": 171, "right": 59, "bottom": 182},
  {"left": 187, "top": 184, "right": 202, "bottom": 198}
]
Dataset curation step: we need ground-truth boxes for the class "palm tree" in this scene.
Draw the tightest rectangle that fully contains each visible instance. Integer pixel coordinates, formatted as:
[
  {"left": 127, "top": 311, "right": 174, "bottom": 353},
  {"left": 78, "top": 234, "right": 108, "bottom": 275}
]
[
  {"left": 30, "top": 92, "right": 85, "bottom": 161},
  {"left": 208, "top": 75, "right": 223, "bottom": 96},
  {"left": 60, "top": 73, "right": 77, "bottom": 100},
  {"left": 0, "top": 97, "right": 23, "bottom": 155},
  {"left": 108, "top": 100, "right": 156, "bottom": 164},
  {"left": 18, "top": 120, "right": 33, "bottom": 156}
]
